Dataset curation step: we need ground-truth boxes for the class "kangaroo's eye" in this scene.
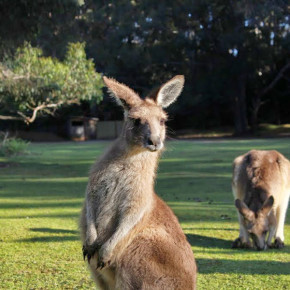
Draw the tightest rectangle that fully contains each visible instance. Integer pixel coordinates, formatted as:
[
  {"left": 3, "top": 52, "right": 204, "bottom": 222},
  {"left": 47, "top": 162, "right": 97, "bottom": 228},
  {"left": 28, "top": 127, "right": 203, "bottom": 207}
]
[{"left": 160, "top": 118, "right": 166, "bottom": 126}]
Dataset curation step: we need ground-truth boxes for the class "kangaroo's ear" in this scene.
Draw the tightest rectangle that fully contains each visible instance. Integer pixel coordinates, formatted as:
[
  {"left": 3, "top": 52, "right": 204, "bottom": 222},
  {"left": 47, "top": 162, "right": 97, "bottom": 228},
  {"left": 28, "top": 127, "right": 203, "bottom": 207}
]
[
  {"left": 103, "top": 76, "right": 142, "bottom": 110},
  {"left": 261, "top": 196, "right": 274, "bottom": 216},
  {"left": 149, "top": 75, "right": 184, "bottom": 108},
  {"left": 235, "top": 199, "right": 255, "bottom": 221}
]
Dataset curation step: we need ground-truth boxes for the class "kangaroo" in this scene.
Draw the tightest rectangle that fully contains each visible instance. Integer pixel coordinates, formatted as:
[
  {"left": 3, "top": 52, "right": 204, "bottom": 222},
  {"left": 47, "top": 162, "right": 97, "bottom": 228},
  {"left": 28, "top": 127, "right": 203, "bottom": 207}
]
[
  {"left": 80, "top": 75, "right": 197, "bottom": 289},
  {"left": 232, "top": 149, "right": 290, "bottom": 250}
]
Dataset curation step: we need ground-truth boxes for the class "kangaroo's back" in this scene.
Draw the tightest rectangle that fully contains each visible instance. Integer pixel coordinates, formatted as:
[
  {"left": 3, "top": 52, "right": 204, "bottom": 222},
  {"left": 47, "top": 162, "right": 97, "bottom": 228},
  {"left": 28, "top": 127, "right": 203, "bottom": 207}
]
[{"left": 233, "top": 150, "right": 290, "bottom": 207}]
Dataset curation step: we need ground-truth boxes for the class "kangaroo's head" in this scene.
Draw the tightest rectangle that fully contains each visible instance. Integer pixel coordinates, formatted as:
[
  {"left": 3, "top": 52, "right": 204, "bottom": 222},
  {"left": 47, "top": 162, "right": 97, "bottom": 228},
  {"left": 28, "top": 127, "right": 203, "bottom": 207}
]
[
  {"left": 103, "top": 75, "right": 184, "bottom": 152},
  {"left": 235, "top": 196, "right": 274, "bottom": 250}
]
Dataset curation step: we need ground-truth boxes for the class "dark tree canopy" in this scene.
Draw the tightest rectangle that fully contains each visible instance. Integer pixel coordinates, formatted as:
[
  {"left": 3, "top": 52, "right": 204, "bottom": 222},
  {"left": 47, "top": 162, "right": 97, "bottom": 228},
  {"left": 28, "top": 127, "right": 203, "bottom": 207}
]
[{"left": 0, "top": 0, "right": 289, "bottom": 134}]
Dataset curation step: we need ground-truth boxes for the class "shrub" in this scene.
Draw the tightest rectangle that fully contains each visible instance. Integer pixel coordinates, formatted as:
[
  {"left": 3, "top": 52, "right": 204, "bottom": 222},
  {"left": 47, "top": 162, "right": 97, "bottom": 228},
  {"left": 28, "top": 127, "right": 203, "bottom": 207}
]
[
  {"left": 0, "top": 42, "right": 103, "bottom": 124},
  {"left": 0, "top": 133, "right": 30, "bottom": 156}
]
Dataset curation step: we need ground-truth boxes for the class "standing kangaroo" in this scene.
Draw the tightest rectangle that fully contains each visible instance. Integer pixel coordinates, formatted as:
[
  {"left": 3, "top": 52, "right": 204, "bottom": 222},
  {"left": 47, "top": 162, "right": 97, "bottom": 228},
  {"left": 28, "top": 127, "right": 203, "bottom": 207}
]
[
  {"left": 80, "top": 75, "right": 197, "bottom": 289},
  {"left": 232, "top": 149, "right": 290, "bottom": 250}
]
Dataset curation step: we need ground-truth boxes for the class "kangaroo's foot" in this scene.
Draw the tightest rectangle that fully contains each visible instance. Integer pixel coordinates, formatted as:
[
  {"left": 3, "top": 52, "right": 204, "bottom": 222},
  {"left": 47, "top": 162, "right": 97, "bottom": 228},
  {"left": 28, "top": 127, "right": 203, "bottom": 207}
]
[
  {"left": 270, "top": 238, "right": 284, "bottom": 249},
  {"left": 83, "top": 243, "right": 101, "bottom": 263},
  {"left": 232, "top": 237, "right": 252, "bottom": 249}
]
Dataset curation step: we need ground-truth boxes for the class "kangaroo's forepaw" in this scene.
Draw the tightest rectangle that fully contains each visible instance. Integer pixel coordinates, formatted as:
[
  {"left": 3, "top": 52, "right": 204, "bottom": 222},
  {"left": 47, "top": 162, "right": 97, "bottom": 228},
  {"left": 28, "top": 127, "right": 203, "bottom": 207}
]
[
  {"left": 82, "top": 243, "right": 100, "bottom": 263},
  {"left": 232, "top": 237, "right": 252, "bottom": 249},
  {"left": 232, "top": 237, "right": 242, "bottom": 248},
  {"left": 271, "top": 238, "right": 285, "bottom": 249},
  {"left": 96, "top": 249, "right": 111, "bottom": 270},
  {"left": 96, "top": 256, "right": 111, "bottom": 270}
]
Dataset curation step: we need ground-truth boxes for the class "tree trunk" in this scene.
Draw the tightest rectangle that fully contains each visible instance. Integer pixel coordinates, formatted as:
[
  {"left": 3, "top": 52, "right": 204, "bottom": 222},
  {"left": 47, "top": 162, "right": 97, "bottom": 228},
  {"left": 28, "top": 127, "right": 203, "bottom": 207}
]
[
  {"left": 275, "top": 100, "right": 281, "bottom": 125},
  {"left": 251, "top": 96, "right": 261, "bottom": 133},
  {"left": 233, "top": 76, "right": 248, "bottom": 135}
]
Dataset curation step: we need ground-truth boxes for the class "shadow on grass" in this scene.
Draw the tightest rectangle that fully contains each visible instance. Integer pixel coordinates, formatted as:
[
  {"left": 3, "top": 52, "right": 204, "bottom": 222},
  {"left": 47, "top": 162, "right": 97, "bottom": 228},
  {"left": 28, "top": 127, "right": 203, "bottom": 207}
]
[
  {"left": 30, "top": 227, "right": 78, "bottom": 234},
  {"left": 186, "top": 233, "right": 232, "bottom": 249},
  {"left": 0, "top": 201, "right": 82, "bottom": 209},
  {"left": 0, "top": 213, "right": 79, "bottom": 219},
  {"left": 197, "top": 258, "right": 290, "bottom": 275},
  {"left": 16, "top": 236, "right": 79, "bottom": 242},
  {"left": 186, "top": 228, "right": 236, "bottom": 231},
  {"left": 15, "top": 227, "right": 79, "bottom": 243}
]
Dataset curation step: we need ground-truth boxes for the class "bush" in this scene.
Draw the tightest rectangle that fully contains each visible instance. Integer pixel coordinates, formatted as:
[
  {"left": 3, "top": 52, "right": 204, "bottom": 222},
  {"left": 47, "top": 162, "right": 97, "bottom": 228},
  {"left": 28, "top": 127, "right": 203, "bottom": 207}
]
[
  {"left": 0, "top": 42, "right": 103, "bottom": 124},
  {"left": 0, "top": 132, "right": 30, "bottom": 156}
]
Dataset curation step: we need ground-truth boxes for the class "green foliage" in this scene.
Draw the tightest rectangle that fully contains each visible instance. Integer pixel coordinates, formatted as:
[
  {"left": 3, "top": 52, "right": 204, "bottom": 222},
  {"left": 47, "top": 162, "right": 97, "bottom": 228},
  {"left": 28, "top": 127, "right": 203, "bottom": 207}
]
[
  {"left": 0, "top": 42, "right": 103, "bottom": 123},
  {"left": 0, "top": 139, "right": 289, "bottom": 288},
  {"left": 0, "top": 133, "right": 30, "bottom": 156}
]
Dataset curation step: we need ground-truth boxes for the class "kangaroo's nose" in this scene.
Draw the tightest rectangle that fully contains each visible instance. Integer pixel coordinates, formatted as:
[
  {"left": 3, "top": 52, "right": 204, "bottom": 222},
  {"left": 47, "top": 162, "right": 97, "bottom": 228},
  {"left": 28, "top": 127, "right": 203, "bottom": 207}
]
[
  {"left": 148, "top": 135, "right": 160, "bottom": 146},
  {"left": 146, "top": 135, "right": 163, "bottom": 151},
  {"left": 256, "top": 243, "right": 266, "bottom": 251}
]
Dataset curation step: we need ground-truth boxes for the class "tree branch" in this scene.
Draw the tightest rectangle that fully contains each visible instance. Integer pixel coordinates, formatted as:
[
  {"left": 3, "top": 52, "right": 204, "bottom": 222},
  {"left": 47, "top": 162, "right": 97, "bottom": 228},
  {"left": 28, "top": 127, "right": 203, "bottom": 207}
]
[
  {"left": 0, "top": 115, "right": 23, "bottom": 121},
  {"left": 258, "top": 62, "right": 290, "bottom": 98},
  {"left": 0, "top": 100, "right": 79, "bottom": 124},
  {"left": 21, "top": 100, "right": 80, "bottom": 124}
]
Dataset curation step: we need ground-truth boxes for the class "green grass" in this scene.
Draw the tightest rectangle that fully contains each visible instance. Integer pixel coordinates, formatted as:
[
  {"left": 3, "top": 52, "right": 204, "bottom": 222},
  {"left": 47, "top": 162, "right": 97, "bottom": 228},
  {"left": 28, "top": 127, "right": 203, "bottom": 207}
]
[{"left": 0, "top": 139, "right": 290, "bottom": 289}]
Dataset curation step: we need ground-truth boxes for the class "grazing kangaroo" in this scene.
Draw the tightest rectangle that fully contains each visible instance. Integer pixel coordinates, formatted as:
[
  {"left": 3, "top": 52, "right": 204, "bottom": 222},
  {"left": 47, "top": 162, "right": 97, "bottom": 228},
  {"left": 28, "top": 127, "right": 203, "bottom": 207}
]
[
  {"left": 232, "top": 149, "right": 290, "bottom": 250},
  {"left": 80, "top": 75, "right": 197, "bottom": 289}
]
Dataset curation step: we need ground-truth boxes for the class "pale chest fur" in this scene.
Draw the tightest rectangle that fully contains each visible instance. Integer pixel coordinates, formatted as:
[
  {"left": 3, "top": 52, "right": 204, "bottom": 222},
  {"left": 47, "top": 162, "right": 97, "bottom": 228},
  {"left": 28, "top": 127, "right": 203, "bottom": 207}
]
[{"left": 86, "top": 150, "right": 158, "bottom": 242}]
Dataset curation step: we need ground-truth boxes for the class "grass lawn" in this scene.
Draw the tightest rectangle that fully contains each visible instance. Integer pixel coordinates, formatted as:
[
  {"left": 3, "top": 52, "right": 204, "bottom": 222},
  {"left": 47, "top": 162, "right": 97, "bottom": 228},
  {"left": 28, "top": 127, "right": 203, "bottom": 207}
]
[{"left": 0, "top": 138, "right": 290, "bottom": 289}]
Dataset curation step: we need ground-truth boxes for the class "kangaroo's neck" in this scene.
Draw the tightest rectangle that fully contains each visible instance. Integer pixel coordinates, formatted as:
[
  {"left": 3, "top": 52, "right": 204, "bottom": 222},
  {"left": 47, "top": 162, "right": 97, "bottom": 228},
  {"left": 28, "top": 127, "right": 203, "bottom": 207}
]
[
  {"left": 125, "top": 148, "right": 160, "bottom": 178},
  {"left": 97, "top": 138, "right": 161, "bottom": 188}
]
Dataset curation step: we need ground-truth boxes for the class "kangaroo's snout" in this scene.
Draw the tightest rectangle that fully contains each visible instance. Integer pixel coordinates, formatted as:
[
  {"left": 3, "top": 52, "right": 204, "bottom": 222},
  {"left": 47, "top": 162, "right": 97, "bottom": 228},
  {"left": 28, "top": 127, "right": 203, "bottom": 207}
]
[{"left": 145, "top": 135, "right": 163, "bottom": 152}]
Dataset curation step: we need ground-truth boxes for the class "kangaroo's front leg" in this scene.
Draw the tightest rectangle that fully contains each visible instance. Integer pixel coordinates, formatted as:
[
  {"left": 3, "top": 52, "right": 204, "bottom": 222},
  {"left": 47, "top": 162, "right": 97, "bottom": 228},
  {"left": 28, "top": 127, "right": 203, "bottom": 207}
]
[
  {"left": 272, "top": 201, "right": 289, "bottom": 248},
  {"left": 82, "top": 231, "right": 101, "bottom": 263},
  {"left": 266, "top": 225, "right": 276, "bottom": 248},
  {"left": 83, "top": 199, "right": 100, "bottom": 263},
  {"left": 97, "top": 204, "right": 148, "bottom": 269},
  {"left": 232, "top": 213, "right": 252, "bottom": 248}
]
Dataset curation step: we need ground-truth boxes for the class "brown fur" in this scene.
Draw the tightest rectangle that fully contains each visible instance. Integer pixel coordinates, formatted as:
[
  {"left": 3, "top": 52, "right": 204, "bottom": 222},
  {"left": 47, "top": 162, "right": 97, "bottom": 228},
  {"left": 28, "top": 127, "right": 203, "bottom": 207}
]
[
  {"left": 80, "top": 75, "right": 197, "bottom": 289},
  {"left": 232, "top": 150, "right": 290, "bottom": 250}
]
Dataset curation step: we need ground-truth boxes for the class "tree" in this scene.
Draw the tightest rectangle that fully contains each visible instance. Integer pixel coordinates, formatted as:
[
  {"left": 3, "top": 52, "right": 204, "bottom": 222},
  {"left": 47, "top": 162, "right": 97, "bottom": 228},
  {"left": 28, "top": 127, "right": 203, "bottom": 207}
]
[
  {"left": 0, "top": 0, "right": 83, "bottom": 59},
  {"left": 0, "top": 42, "right": 103, "bottom": 124},
  {"left": 0, "top": 1, "right": 289, "bottom": 134},
  {"left": 251, "top": 62, "right": 290, "bottom": 132},
  {"left": 79, "top": 0, "right": 289, "bottom": 134}
]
